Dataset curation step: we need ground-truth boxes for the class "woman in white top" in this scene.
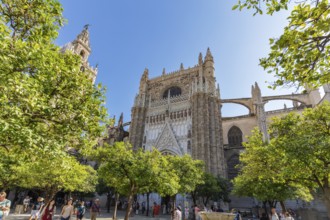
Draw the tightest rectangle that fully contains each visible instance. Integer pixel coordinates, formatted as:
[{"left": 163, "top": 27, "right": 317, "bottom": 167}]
[{"left": 60, "top": 199, "right": 74, "bottom": 220}]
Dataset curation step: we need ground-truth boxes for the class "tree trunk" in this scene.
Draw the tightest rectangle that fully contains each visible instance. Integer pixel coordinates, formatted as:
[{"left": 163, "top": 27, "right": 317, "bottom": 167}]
[
  {"left": 268, "top": 200, "right": 276, "bottom": 208},
  {"left": 202, "top": 197, "right": 209, "bottom": 207},
  {"left": 262, "top": 201, "right": 268, "bottom": 218},
  {"left": 44, "top": 187, "right": 57, "bottom": 204},
  {"left": 191, "top": 192, "right": 197, "bottom": 206},
  {"left": 113, "top": 193, "right": 119, "bottom": 220},
  {"left": 124, "top": 193, "right": 134, "bottom": 220},
  {"left": 279, "top": 201, "right": 286, "bottom": 213},
  {"left": 146, "top": 192, "right": 150, "bottom": 216},
  {"left": 171, "top": 195, "right": 176, "bottom": 220},
  {"left": 323, "top": 188, "right": 330, "bottom": 219},
  {"left": 106, "top": 192, "right": 112, "bottom": 213}
]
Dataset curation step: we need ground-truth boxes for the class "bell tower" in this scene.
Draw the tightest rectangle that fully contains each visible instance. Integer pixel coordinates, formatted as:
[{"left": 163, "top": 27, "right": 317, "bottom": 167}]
[
  {"left": 61, "top": 25, "right": 98, "bottom": 83},
  {"left": 72, "top": 24, "right": 91, "bottom": 62}
]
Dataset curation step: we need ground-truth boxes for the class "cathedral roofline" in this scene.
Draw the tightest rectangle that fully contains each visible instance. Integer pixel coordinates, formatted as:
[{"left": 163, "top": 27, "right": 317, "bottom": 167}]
[{"left": 148, "top": 65, "right": 200, "bottom": 81}]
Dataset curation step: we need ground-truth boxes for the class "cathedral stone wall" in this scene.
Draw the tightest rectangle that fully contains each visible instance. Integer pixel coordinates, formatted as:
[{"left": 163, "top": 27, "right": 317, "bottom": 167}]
[{"left": 129, "top": 49, "right": 226, "bottom": 176}]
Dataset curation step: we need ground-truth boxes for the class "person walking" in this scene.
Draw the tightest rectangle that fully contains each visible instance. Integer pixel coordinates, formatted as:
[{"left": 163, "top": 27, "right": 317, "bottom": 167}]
[
  {"left": 270, "top": 208, "right": 279, "bottom": 220},
  {"left": 173, "top": 206, "right": 182, "bottom": 220},
  {"left": 29, "top": 197, "right": 45, "bottom": 220},
  {"left": 23, "top": 196, "right": 30, "bottom": 213},
  {"left": 76, "top": 201, "right": 86, "bottom": 220},
  {"left": 0, "top": 192, "right": 11, "bottom": 220},
  {"left": 231, "top": 209, "right": 242, "bottom": 220},
  {"left": 41, "top": 199, "right": 56, "bottom": 220},
  {"left": 90, "top": 199, "right": 100, "bottom": 220},
  {"left": 60, "top": 198, "right": 74, "bottom": 220}
]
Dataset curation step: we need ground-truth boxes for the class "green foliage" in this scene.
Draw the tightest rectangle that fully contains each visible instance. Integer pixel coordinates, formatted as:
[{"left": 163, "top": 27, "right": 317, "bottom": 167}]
[
  {"left": 269, "top": 103, "right": 330, "bottom": 194},
  {"left": 0, "top": 0, "right": 108, "bottom": 156},
  {"left": 232, "top": 129, "right": 311, "bottom": 202},
  {"left": 233, "top": 0, "right": 330, "bottom": 88},
  {"left": 192, "top": 172, "right": 225, "bottom": 206},
  {"left": 97, "top": 142, "right": 180, "bottom": 197},
  {"left": 166, "top": 155, "right": 205, "bottom": 194},
  {"left": 97, "top": 143, "right": 181, "bottom": 220},
  {"left": 0, "top": 0, "right": 108, "bottom": 194},
  {"left": 234, "top": 103, "right": 330, "bottom": 214},
  {"left": 16, "top": 149, "right": 97, "bottom": 195},
  {"left": 0, "top": 0, "right": 64, "bottom": 42},
  {"left": 233, "top": 0, "right": 290, "bottom": 15}
]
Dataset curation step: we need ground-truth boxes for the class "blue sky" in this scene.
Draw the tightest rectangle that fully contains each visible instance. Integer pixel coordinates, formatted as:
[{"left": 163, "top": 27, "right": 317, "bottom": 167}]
[{"left": 56, "top": 1, "right": 297, "bottom": 121}]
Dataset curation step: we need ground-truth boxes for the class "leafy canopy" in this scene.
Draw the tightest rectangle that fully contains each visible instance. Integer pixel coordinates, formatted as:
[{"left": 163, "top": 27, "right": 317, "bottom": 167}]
[
  {"left": 166, "top": 154, "right": 205, "bottom": 194},
  {"left": 0, "top": 0, "right": 108, "bottom": 193},
  {"left": 234, "top": 102, "right": 330, "bottom": 215},
  {"left": 192, "top": 172, "right": 230, "bottom": 206},
  {"left": 233, "top": 0, "right": 330, "bottom": 88},
  {"left": 232, "top": 129, "right": 312, "bottom": 202},
  {"left": 97, "top": 142, "right": 180, "bottom": 197}
]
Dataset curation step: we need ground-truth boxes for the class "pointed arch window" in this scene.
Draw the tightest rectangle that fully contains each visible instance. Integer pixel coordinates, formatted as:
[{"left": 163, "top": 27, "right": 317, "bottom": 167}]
[
  {"left": 228, "top": 126, "right": 243, "bottom": 147},
  {"left": 163, "top": 87, "right": 182, "bottom": 99}
]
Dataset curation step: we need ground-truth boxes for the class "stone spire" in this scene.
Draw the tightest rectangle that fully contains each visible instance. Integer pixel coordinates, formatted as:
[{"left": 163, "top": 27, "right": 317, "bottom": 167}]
[
  {"left": 180, "top": 63, "right": 184, "bottom": 71},
  {"left": 141, "top": 68, "right": 149, "bottom": 82},
  {"left": 216, "top": 83, "right": 221, "bottom": 99},
  {"left": 198, "top": 52, "right": 203, "bottom": 65},
  {"left": 139, "top": 68, "right": 149, "bottom": 94},
  {"left": 252, "top": 82, "right": 268, "bottom": 142},
  {"left": 118, "top": 112, "right": 124, "bottom": 127},
  {"left": 204, "top": 47, "right": 214, "bottom": 62},
  {"left": 162, "top": 68, "right": 166, "bottom": 75}
]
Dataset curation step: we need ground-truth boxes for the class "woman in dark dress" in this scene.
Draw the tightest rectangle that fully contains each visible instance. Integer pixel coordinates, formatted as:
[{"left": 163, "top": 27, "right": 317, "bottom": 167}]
[{"left": 42, "top": 199, "right": 56, "bottom": 220}]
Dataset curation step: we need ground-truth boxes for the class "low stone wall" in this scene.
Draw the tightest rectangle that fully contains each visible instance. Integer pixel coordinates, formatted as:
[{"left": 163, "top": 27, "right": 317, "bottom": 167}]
[{"left": 199, "top": 212, "right": 235, "bottom": 220}]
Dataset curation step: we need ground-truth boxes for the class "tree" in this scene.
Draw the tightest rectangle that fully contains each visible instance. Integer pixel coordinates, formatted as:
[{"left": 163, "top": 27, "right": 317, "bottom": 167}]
[
  {"left": 233, "top": 0, "right": 330, "bottom": 88},
  {"left": 0, "top": 0, "right": 108, "bottom": 195},
  {"left": 232, "top": 129, "right": 311, "bottom": 212},
  {"left": 191, "top": 172, "right": 221, "bottom": 206},
  {"left": 0, "top": 0, "right": 108, "bottom": 155},
  {"left": 233, "top": 103, "right": 330, "bottom": 218},
  {"left": 15, "top": 149, "right": 97, "bottom": 202},
  {"left": 216, "top": 176, "right": 231, "bottom": 204},
  {"left": 97, "top": 142, "right": 179, "bottom": 220},
  {"left": 269, "top": 102, "right": 330, "bottom": 218},
  {"left": 166, "top": 154, "right": 204, "bottom": 215}
]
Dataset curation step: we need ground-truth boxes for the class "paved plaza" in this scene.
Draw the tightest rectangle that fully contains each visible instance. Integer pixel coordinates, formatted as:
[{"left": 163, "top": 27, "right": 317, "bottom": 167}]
[{"left": 6, "top": 209, "right": 171, "bottom": 220}]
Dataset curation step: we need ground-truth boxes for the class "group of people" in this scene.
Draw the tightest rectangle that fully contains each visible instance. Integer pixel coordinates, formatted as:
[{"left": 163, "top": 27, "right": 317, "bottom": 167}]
[
  {"left": 27, "top": 197, "right": 96, "bottom": 220},
  {"left": 0, "top": 192, "right": 102, "bottom": 220},
  {"left": 263, "top": 207, "right": 295, "bottom": 220}
]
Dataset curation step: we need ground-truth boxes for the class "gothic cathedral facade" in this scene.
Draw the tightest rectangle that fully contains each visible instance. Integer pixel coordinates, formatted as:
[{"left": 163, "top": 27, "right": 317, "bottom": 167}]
[
  {"left": 129, "top": 48, "right": 226, "bottom": 176},
  {"left": 129, "top": 48, "right": 329, "bottom": 183}
]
